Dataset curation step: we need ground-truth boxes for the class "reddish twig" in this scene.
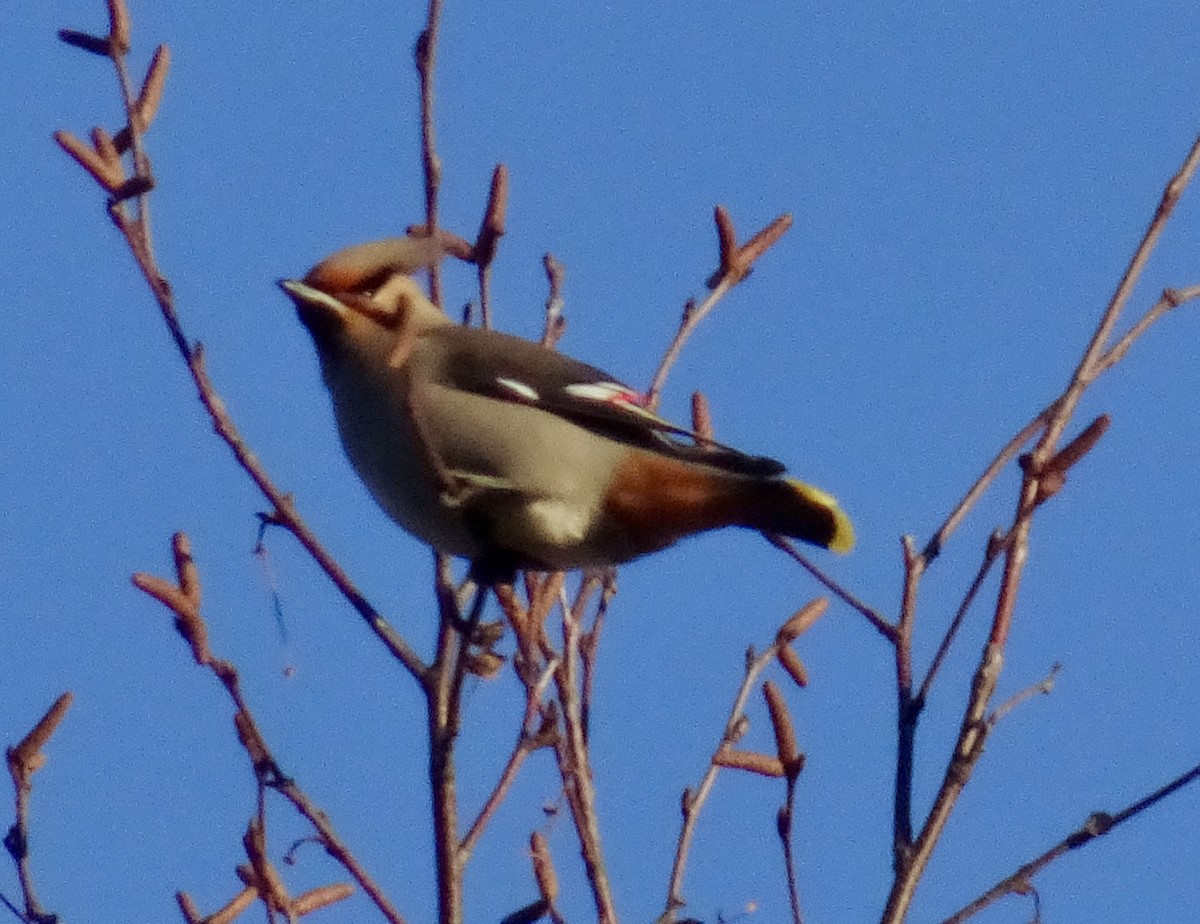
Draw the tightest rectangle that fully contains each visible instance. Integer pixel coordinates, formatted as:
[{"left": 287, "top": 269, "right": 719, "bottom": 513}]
[
  {"left": 54, "top": 6, "right": 427, "bottom": 684},
  {"left": 415, "top": 0, "right": 445, "bottom": 308},
  {"left": 987, "top": 663, "right": 1060, "bottom": 727},
  {"left": 4, "top": 693, "right": 73, "bottom": 924},
  {"left": 766, "top": 535, "right": 895, "bottom": 641},
  {"left": 133, "top": 533, "right": 404, "bottom": 924},
  {"left": 459, "top": 661, "right": 559, "bottom": 859},
  {"left": 940, "top": 760, "right": 1200, "bottom": 924},
  {"left": 473, "top": 164, "right": 509, "bottom": 329},
  {"left": 551, "top": 584, "right": 617, "bottom": 922},
  {"left": 880, "top": 132, "right": 1200, "bottom": 924},
  {"left": 646, "top": 208, "right": 792, "bottom": 409},
  {"left": 663, "top": 599, "right": 826, "bottom": 920},
  {"left": 541, "top": 254, "right": 568, "bottom": 348}
]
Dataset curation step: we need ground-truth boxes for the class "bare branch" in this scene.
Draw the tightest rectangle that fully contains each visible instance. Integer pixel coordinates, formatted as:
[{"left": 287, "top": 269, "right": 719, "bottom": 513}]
[
  {"left": 664, "top": 611, "right": 817, "bottom": 919},
  {"left": 552, "top": 584, "right": 617, "bottom": 922},
  {"left": 473, "top": 164, "right": 509, "bottom": 329},
  {"left": 55, "top": 7, "right": 427, "bottom": 682},
  {"left": 541, "top": 253, "right": 567, "bottom": 348},
  {"left": 135, "top": 45, "right": 171, "bottom": 130},
  {"left": 988, "top": 663, "right": 1060, "bottom": 727},
  {"left": 135, "top": 534, "right": 408, "bottom": 924},
  {"left": 106, "top": 0, "right": 130, "bottom": 55},
  {"left": 4, "top": 693, "right": 74, "bottom": 924},
  {"left": 881, "top": 132, "right": 1200, "bottom": 924},
  {"left": 459, "top": 661, "right": 558, "bottom": 859},
  {"left": 415, "top": 0, "right": 445, "bottom": 307},
  {"left": 918, "top": 530, "right": 1007, "bottom": 705},
  {"left": 940, "top": 761, "right": 1200, "bottom": 924},
  {"left": 767, "top": 535, "right": 895, "bottom": 641},
  {"left": 646, "top": 208, "right": 792, "bottom": 408}
]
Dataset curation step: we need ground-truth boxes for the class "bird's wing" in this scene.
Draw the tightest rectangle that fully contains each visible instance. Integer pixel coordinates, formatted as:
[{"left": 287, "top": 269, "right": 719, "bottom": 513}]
[{"left": 422, "top": 326, "right": 786, "bottom": 478}]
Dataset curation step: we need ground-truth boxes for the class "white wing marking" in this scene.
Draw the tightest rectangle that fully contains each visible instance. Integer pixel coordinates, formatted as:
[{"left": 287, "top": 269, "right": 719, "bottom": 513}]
[{"left": 495, "top": 376, "right": 540, "bottom": 401}]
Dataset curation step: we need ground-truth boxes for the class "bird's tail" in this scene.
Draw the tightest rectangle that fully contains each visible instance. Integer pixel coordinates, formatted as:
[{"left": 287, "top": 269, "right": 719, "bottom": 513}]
[{"left": 737, "top": 477, "right": 855, "bottom": 553}]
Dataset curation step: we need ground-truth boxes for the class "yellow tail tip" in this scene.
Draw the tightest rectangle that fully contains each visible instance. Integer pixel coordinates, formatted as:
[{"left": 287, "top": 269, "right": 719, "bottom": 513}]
[{"left": 786, "top": 479, "right": 856, "bottom": 554}]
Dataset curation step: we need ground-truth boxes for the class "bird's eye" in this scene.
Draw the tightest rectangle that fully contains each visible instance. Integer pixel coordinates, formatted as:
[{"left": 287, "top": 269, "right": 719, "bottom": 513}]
[{"left": 353, "top": 268, "right": 395, "bottom": 297}]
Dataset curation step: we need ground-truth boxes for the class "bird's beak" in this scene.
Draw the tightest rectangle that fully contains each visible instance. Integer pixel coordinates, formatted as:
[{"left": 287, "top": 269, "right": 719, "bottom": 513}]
[
  {"left": 278, "top": 278, "right": 348, "bottom": 315},
  {"left": 279, "top": 278, "right": 352, "bottom": 341}
]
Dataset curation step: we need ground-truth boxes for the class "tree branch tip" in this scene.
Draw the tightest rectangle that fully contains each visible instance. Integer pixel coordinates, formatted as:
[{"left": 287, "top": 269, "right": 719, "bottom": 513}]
[
  {"left": 171, "top": 532, "right": 202, "bottom": 603},
  {"left": 690, "top": 391, "right": 713, "bottom": 442},
  {"left": 1046, "top": 413, "right": 1111, "bottom": 478},
  {"left": 57, "top": 28, "right": 113, "bottom": 56},
  {"left": 706, "top": 205, "right": 740, "bottom": 288},
  {"left": 714, "top": 748, "right": 787, "bottom": 778},
  {"left": 10, "top": 693, "right": 75, "bottom": 772},
  {"left": 175, "top": 891, "right": 203, "bottom": 924},
  {"left": 485, "top": 163, "right": 509, "bottom": 228},
  {"left": 472, "top": 165, "right": 510, "bottom": 268},
  {"left": 776, "top": 596, "right": 829, "bottom": 642},
  {"left": 500, "top": 900, "right": 551, "bottom": 924},
  {"left": 291, "top": 883, "right": 354, "bottom": 916},
  {"left": 763, "top": 681, "right": 801, "bottom": 768},
  {"left": 131, "top": 570, "right": 186, "bottom": 611},
  {"left": 136, "top": 45, "right": 172, "bottom": 129},
  {"left": 739, "top": 212, "right": 794, "bottom": 263},
  {"left": 776, "top": 645, "right": 810, "bottom": 688},
  {"left": 529, "top": 831, "right": 559, "bottom": 904},
  {"left": 713, "top": 204, "right": 736, "bottom": 255},
  {"left": 90, "top": 126, "right": 121, "bottom": 166},
  {"left": 106, "top": 0, "right": 132, "bottom": 55},
  {"left": 54, "top": 128, "right": 124, "bottom": 191},
  {"left": 110, "top": 174, "right": 155, "bottom": 202}
]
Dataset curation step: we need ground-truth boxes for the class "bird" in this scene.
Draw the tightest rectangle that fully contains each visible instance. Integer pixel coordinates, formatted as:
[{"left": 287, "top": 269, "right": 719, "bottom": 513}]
[{"left": 279, "top": 236, "right": 853, "bottom": 577}]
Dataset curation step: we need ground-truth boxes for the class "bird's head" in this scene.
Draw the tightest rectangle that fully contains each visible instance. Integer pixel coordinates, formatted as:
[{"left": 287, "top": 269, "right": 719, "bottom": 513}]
[{"left": 279, "top": 236, "right": 450, "bottom": 367}]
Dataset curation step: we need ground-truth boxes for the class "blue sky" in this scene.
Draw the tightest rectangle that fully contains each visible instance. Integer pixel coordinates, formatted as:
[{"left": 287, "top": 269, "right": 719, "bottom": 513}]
[{"left": 5, "top": 2, "right": 1200, "bottom": 922}]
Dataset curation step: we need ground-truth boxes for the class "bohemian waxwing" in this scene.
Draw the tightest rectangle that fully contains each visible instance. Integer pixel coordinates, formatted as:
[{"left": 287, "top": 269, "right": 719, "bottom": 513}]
[{"left": 280, "top": 237, "right": 854, "bottom": 575}]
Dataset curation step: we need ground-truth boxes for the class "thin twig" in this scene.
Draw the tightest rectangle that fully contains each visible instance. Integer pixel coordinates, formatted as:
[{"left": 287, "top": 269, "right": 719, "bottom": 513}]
[
  {"left": 645, "top": 209, "right": 792, "bottom": 408},
  {"left": 919, "top": 282, "right": 1200, "bottom": 569},
  {"left": 542, "top": 253, "right": 567, "bottom": 348},
  {"left": 779, "top": 775, "right": 804, "bottom": 924},
  {"left": 987, "top": 663, "right": 1060, "bottom": 727},
  {"left": 133, "top": 533, "right": 405, "bottom": 924},
  {"left": 940, "top": 760, "right": 1200, "bottom": 924},
  {"left": 880, "top": 132, "right": 1200, "bottom": 924},
  {"left": 4, "top": 693, "right": 73, "bottom": 924},
  {"left": 578, "top": 571, "right": 616, "bottom": 740},
  {"left": 427, "top": 555, "right": 468, "bottom": 924},
  {"left": 415, "top": 0, "right": 445, "bottom": 308},
  {"left": 918, "top": 531, "right": 1008, "bottom": 705},
  {"left": 1094, "top": 283, "right": 1200, "bottom": 375},
  {"left": 473, "top": 164, "right": 509, "bottom": 329},
  {"left": 459, "top": 660, "right": 559, "bottom": 859},
  {"left": 55, "top": 7, "right": 428, "bottom": 683},
  {"left": 766, "top": 535, "right": 895, "bottom": 641},
  {"left": 662, "top": 608, "right": 819, "bottom": 920},
  {"left": 552, "top": 585, "right": 617, "bottom": 922},
  {"left": 922, "top": 412, "right": 1048, "bottom": 564}
]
